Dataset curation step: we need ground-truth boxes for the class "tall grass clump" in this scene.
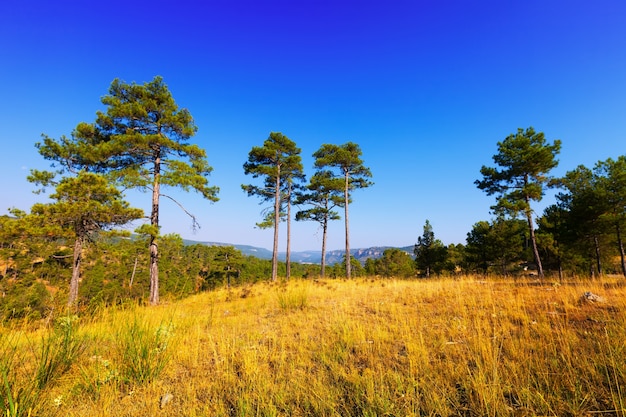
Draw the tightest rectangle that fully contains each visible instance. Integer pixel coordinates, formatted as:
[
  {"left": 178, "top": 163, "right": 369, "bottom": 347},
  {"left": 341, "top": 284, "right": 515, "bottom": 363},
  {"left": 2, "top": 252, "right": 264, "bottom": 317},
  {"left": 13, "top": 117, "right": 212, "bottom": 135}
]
[
  {"left": 0, "top": 333, "right": 36, "bottom": 417},
  {"left": 34, "top": 315, "right": 87, "bottom": 390},
  {"left": 116, "top": 316, "right": 174, "bottom": 385},
  {"left": 276, "top": 282, "right": 309, "bottom": 311},
  {"left": 1, "top": 315, "right": 86, "bottom": 416}
]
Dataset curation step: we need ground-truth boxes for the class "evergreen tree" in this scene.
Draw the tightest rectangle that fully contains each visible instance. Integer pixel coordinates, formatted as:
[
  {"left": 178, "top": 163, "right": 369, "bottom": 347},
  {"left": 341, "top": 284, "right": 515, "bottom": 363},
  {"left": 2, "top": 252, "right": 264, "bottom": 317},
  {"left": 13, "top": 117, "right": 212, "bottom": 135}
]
[
  {"left": 476, "top": 127, "right": 561, "bottom": 278},
  {"left": 556, "top": 158, "right": 626, "bottom": 277},
  {"left": 35, "top": 76, "right": 218, "bottom": 305},
  {"left": 595, "top": 156, "right": 626, "bottom": 276},
  {"left": 377, "top": 248, "right": 415, "bottom": 278},
  {"left": 414, "top": 220, "right": 447, "bottom": 277},
  {"left": 295, "top": 170, "right": 344, "bottom": 277},
  {"left": 537, "top": 204, "right": 571, "bottom": 279},
  {"left": 464, "top": 217, "right": 528, "bottom": 275},
  {"left": 464, "top": 221, "right": 493, "bottom": 274},
  {"left": 556, "top": 165, "right": 608, "bottom": 277},
  {"left": 30, "top": 173, "right": 143, "bottom": 306},
  {"left": 312, "top": 142, "right": 373, "bottom": 278},
  {"left": 242, "top": 132, "right": 302, "bottom": 281}
]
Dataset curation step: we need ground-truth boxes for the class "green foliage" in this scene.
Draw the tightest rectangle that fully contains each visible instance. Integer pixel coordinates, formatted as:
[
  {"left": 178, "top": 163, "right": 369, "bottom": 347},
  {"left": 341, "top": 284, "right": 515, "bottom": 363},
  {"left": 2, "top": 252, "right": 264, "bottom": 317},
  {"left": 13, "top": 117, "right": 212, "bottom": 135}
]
[
  {"left": 313, "top": 142, "right": 374, "bottom": 191},
  {"left": 29, "top": 172, "right": 144, "bottom": 306},
  {"left": 476, "top": 127, "right": 561, "bottom": 207},
  {"left": 312, "top": 142, "right": 373, "bottom": 278},
  {"left": 92, "top": 76, "right": 219, "bottom": 200},
  {"left": 464, "top": 217, "right": 529, "bottom": 275},
  {"left": 0, "top": 276, "right": 50, "bottom": 321},
  {"left": 296, "top": 169, "right": 344, "bottom": 277},
  {"left": 328, "top": 255, "right": 365, "bottom": 278},
  {"left": 414, "top": 220, "right": 447, "bottom": 277},
  {"left": 444, "top": 243, "right": 466, "bottom": 274},
  {"left": 547, "top": 155, "right": 626, "bottom": 277},
  {"left": 476, "top": 127, "right": 561, "bottom": 277},
  {"left": 367, "top": 248, "right": 415, "bottom": 278},
  {"left": 242, "top": 132, "right": 304, "bottom": 281},
  {"left": 35, "top": 76, "right": 219, "bottom": 306}
]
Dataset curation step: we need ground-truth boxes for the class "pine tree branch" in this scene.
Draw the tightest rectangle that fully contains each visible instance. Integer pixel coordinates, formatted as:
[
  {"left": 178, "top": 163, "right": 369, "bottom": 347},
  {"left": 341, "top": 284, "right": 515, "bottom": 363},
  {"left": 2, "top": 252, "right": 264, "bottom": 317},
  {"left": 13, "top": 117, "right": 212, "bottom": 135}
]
[{"left": 159, "top": 192, "right": 200, "bottom": 231}]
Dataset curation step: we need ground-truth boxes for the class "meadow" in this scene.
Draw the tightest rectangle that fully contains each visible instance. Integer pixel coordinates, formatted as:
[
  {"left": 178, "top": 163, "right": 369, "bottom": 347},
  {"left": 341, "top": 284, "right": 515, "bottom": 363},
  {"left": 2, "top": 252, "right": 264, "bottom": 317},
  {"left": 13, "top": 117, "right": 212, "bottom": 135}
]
[{"left": 2, "top": 276, "right": 625, "bottom": 416}]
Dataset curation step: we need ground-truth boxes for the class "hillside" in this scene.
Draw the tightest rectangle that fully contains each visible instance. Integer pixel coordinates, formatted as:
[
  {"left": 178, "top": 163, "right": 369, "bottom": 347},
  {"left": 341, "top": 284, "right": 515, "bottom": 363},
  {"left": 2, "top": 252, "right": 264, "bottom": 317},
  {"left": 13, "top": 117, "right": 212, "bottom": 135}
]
[{"left": 3, "top": 276, "right": 625, "bottom": 416}]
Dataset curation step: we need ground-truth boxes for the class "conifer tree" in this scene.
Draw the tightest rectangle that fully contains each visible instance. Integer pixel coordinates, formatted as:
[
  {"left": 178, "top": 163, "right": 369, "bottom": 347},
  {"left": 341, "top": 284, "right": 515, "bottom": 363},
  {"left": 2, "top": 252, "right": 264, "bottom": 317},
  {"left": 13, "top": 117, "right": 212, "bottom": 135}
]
[
  {"left": 78, "top": 76, "right": 219, "bottom": 305},
  {"left": 242, "top": 132, "right": 303, "bottom": 281},
  {"left": 476, "top": 127, "right": 561, "bottom": 278},
  {"left": 295, "top": 170, "right": 344, "bottom": 277},
  {"left": 414, "top": 220, "right": 447, "bottom": 277},
  {"left": 595, "top": 156, "right": 626, "bottom": 277},
  {"left": 30, "top": 173, "right": 143, "bottom": 306},
  {"left": 312, "top": 142, "right": 372, "bottom": 278}
]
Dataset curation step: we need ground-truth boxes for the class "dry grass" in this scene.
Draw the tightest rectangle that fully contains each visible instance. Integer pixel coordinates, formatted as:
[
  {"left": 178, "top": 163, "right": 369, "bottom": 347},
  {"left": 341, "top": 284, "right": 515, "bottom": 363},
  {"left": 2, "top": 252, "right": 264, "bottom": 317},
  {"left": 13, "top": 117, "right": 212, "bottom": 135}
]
[{"left": 2, "top": 276, "right": 626, "bottom": 416}]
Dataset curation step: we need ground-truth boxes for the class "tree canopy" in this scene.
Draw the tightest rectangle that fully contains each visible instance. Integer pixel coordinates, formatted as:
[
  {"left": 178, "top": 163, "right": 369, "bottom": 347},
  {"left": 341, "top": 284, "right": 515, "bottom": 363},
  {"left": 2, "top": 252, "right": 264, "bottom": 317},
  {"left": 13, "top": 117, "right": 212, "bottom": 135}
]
[
  {"left": 476, "top": 127, "right": 561, "bottom": 278},
  {"left": 71, "top": 76, "right": 219, "bottom": 305},
  {"left": 414, "top": 220, "right": 447, "bottom": 277},
  {"left": 30, "top": 173, "right": 143, "bottom": 306}
]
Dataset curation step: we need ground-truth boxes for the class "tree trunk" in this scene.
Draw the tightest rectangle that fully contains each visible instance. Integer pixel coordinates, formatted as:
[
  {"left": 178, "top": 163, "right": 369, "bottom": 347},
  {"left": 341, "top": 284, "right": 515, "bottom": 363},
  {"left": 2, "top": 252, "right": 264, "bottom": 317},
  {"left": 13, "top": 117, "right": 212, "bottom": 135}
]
[
  {"left": 594, "top": 235, "right": 602, "bottom": 277},
  {"left": 616, "top": 223, "right": 626, "bottom": 277},
  {"left": 271, "top": 167, "right": 280, "bottom": 282},
  {"left": 149, "top": 155, "right": 161, "bottom": 305},
  {"left": 286, "top": 182, "right": 292, "bottom": 280},
  {"left": 524, "top": 204, "right": 544, "bottom": 278},
  {"left": 129, "top": 256, "right": 138, "bottom": 289},
  {"left": 321, "top": 219, "right": 328, "bottom": 278},
  {"left": 68, "top": 236, "right": 84, "bottom": 307},
  {"left": 344, "top": 171, "right": 351, "bottom": 279}
]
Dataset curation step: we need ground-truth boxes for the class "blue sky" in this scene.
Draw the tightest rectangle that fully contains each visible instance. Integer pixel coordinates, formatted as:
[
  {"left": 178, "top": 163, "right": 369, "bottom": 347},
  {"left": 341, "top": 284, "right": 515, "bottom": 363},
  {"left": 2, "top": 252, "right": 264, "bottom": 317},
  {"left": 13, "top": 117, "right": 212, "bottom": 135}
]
[{"left": 1, "top": 1, "right": 625, "bottom": 252}]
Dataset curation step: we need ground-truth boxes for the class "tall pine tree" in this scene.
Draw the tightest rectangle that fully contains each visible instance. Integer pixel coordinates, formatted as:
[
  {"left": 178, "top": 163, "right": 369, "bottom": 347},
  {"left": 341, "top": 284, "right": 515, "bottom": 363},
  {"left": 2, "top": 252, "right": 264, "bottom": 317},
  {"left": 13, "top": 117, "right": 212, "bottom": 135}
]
[
  {"left": 312, "top": 142, "right": 372, "bottom": 278},
  {"left": 476, "top": 127, "right": 561, "bottom": 278},
  {"left": 242, "top": 132, "right": 303, "bottom": 281}
]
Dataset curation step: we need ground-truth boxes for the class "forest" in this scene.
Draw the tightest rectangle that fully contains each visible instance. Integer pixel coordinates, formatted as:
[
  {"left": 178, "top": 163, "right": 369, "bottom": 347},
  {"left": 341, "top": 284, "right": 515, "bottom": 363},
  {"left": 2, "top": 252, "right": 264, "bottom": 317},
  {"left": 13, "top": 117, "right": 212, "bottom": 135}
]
[{"left": 0, "top": 76, "right": 625, "bottom": 321}]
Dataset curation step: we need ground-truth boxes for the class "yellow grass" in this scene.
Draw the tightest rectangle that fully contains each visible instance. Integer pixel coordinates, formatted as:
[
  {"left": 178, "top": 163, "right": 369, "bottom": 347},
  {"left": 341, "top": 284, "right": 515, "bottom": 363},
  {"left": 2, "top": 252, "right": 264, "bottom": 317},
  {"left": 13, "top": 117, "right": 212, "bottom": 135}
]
[{"left": 2, "top": 276, "right": 626, "bottom": 416}]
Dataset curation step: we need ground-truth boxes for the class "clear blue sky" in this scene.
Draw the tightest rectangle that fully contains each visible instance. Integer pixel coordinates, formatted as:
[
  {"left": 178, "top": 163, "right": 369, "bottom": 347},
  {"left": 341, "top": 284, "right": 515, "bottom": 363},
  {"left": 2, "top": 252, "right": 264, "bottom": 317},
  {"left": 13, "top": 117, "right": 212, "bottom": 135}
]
[{"left": 1, "top": 1, "right": 625, "bottom": 252}]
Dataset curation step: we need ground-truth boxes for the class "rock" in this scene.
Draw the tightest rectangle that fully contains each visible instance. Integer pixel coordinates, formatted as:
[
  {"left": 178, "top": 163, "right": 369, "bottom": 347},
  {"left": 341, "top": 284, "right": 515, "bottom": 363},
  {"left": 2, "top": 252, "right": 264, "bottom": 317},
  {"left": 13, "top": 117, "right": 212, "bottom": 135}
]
[
  {"left": 160, "top": 393, "right": 174, "bottom": 409},
  {"left": 581, "top": 291, "right": 606, "bottom": 303}
]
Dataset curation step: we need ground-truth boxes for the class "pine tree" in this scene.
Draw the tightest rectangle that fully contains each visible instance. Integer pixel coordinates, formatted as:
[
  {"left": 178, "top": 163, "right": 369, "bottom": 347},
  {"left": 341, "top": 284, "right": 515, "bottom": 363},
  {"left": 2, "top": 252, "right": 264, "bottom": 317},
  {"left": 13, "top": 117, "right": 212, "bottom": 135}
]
[
  {"left": 476, "top": 127, "right": 561, "bottom": 278},
  {"left": 82, "top": 76, "right": 218, "bottom": 305},
  {"left": 30, "top": 172, "right": 143, "bottom": 306},
  {"left": 242, "top": 132, "right": 303, "bottom": 281},
  {"left": 295, "top": 170, "right": 344, "bottom": 277},
  {"left": 312, "top": 142, "right": 372, "bottom": 278}
]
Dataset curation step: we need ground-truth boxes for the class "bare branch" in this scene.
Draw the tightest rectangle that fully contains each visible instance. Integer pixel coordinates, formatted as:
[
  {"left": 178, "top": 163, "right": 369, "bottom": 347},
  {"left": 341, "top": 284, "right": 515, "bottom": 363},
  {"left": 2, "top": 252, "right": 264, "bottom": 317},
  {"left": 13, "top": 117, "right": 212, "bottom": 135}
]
[{"left": 159, "top": 192, "right": 201, "bottom": 231}]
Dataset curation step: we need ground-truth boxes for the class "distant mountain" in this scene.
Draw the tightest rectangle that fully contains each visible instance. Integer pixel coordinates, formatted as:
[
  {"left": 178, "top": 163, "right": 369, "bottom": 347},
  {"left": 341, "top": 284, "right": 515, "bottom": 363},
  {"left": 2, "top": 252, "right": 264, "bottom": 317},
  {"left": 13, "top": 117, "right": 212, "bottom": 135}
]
[{"left": 186, "top": 239, "right": 414, "bottom": 265}]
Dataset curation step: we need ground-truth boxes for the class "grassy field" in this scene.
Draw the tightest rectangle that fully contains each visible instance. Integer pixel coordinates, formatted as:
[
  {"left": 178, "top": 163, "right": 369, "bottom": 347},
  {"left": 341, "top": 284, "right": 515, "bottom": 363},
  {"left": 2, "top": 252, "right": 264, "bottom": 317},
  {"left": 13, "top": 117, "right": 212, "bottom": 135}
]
[{"left": 1, "top": 276, "right": 625, "bottom": 416}]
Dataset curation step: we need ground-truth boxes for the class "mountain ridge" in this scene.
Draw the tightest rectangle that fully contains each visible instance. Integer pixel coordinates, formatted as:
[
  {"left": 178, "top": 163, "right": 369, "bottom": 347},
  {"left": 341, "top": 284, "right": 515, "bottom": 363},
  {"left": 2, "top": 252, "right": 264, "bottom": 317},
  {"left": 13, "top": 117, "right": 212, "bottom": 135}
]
[{"left": 183, "top": 239, "right": 414, "bottom": 264}]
